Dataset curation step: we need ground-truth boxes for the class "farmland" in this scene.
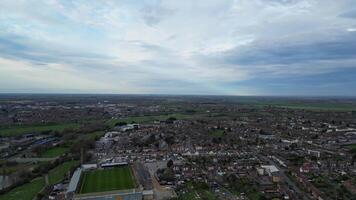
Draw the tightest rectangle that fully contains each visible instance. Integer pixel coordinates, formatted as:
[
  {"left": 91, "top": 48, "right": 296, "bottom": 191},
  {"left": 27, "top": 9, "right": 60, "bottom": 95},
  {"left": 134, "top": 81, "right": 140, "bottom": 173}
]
[{"left": 233, "top": 97, "right": 356, "bottom": 111}]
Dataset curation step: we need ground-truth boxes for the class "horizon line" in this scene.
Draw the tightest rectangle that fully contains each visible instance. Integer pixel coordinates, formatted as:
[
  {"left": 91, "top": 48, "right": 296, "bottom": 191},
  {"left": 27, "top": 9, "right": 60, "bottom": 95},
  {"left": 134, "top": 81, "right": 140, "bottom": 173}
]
[{"left": 0, "top": 92, "right": 356, "bottom": 99}]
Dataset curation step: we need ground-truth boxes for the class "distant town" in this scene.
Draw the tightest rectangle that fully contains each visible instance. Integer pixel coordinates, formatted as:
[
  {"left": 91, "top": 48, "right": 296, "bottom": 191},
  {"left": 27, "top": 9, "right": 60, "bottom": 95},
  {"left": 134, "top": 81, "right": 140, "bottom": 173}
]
[{"left": 0, "top": 95, "right": 355, "bottom": 200}]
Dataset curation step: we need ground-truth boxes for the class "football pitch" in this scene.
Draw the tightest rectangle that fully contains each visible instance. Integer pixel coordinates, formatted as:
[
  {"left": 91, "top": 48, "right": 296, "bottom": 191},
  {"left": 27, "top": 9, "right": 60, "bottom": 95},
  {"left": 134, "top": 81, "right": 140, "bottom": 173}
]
[{"left": 79, "top": 166, "right": 136, "bottom": 194}]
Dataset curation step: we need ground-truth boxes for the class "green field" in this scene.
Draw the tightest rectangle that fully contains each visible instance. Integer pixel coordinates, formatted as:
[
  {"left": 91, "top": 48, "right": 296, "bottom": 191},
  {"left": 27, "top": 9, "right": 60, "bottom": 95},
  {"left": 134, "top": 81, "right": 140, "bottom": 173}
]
[
  {"left": 80, "top": 167, "right": 136, "bottom": 194},
  {"left": 0, "top": 160, "right": 79, "bottom": 200},
  {"left": 0, "top": 123, "right": 80, "bottom": 137},
  {"left": 234, "top": 98, "right": 356, "bottom": 112},
  {"left": 0, "top": 177, "right": 45, "bottom": 200},
  {"left": 275, "top": 103, "right": 356, "bottom": 111},
  {"left": 40, "top": 147, "right": 69, "bottom": 158},
  {"left": 48, "top": 160, "right": 79, "bottom": 184}
]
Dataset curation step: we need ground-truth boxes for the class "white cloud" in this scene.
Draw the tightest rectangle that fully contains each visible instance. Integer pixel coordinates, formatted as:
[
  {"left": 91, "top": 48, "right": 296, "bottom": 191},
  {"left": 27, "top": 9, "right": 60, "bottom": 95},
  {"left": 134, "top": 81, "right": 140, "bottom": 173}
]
[
  {"left": 0, "top": 58, "right": 143, "bottom": 93},
  {"left": 0, "top": 0, "right": 356, "bottom": 95}
]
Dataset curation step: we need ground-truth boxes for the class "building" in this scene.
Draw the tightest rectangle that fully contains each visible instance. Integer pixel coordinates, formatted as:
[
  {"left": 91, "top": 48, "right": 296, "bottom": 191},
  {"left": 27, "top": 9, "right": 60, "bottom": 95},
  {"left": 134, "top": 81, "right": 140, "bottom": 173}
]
[{"left": 260, "top": 165, "right": 281, "bottom": 183}]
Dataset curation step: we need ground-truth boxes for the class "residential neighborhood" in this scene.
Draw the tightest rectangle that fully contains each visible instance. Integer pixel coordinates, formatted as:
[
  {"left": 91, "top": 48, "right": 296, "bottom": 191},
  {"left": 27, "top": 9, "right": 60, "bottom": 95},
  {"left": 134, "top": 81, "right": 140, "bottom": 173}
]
[{"left": 0, "top": 95, "right": 355, "bottom": 200}]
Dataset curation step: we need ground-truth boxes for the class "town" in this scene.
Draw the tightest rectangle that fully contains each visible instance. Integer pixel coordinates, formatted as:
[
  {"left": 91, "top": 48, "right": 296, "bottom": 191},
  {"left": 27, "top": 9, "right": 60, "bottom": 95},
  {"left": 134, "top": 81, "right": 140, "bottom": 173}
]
[{"left": 0, "top": 95, "right": 356, "bottom": 200}]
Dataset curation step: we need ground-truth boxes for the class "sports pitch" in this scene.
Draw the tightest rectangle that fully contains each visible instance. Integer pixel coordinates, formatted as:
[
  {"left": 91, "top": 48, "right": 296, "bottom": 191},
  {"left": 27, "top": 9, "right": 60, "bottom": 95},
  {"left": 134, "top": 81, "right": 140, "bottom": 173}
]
[{"left": 79, "top": 166, "right": 136, "bottom": 194}]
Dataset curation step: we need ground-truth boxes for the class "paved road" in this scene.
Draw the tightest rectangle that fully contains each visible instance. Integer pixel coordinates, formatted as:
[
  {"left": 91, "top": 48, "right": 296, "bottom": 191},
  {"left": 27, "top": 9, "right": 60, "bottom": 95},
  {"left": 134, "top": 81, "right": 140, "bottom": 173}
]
[
  {"left": 213, "top": 181, "right": 238, "bottom": 200},
  {"left": 190, "top": 160, "right": 238, "bottom": 200},
  {"left": 262, "top": 156, "right": 311, "bottom": 200},
  {"left": 144, "top": 161, "right": 177, "bottom": 200}
]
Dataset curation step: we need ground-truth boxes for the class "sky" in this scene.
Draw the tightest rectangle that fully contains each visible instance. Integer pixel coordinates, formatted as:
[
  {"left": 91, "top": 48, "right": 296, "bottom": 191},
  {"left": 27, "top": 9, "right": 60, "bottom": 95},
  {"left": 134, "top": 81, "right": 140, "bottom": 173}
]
[{"left": 0, "top": 0, "right": 356, "bottom": 96}]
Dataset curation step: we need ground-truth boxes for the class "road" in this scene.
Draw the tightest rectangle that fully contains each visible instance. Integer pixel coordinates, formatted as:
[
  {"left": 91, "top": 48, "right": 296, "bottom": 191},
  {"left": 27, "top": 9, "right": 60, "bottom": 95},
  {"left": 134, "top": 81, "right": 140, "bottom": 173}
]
[
  {"left": 261, "top": 155, "right": 311, "bottom": 200},
  {"left": 144, "top": 161, "right": 177, "bottom": 200}
]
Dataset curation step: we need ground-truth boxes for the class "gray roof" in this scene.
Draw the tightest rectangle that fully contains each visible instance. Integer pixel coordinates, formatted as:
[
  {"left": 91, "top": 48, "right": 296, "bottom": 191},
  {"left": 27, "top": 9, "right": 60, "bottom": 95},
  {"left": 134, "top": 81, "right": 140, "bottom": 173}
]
[{"left": 67, "top": 168, "right": 82, "bottom": 193}]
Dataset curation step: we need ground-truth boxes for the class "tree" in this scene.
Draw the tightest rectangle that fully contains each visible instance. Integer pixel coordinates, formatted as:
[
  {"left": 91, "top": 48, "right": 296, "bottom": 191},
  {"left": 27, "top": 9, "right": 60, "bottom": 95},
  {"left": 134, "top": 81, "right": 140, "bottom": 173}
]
[
  {"left": 115, "top": 121, "right": 127, "bottom": 126},
  {"left": 167, "top": 117, "right": 177, "bottom": 121},
  {"left": 167, "top": 159, "right": 174, "bottom": 168}
]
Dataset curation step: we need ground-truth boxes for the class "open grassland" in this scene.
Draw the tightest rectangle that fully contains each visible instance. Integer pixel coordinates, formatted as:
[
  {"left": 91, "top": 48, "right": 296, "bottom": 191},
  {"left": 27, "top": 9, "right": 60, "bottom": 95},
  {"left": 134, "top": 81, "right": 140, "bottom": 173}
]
[
  {"left": 0, "top": 123, "right": 80, "bottom": 137},
  {"left": 0, "top": 177, "right": 45, "bottom": 200},
  {"left": 80, "top": 166, "right": 135, "bottom": 194},
  {"left": 40, "top": 147, "right": 69, "bottom": 158}
]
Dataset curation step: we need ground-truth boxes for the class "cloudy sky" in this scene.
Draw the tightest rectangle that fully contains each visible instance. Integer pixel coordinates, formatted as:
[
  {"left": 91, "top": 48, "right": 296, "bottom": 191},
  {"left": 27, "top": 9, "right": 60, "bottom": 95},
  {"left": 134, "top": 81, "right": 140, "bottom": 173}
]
[{"left": 0, "top": 0, "right": 356, "bottom": 96}]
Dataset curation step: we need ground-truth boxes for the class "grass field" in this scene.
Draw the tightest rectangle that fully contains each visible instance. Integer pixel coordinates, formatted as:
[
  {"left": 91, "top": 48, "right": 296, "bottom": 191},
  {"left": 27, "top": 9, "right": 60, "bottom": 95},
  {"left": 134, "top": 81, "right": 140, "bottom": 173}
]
[
  {"left": 48, "top": 160, "right": 79, "bottom": 184},
  {"left": 0, "top": 177, "right": 45, "bottom": 200},
  {"left": 0, "top": 160, "right": 79, "bottom": 200},
  {"left": 40, "top": 147, "right": 69, "bottom": 158},
  {"left": 80, "top": 167, "right": 136, "bottom": 194},
  {"left": 0, "top": 123, "right": 80, "bottom": 137}
]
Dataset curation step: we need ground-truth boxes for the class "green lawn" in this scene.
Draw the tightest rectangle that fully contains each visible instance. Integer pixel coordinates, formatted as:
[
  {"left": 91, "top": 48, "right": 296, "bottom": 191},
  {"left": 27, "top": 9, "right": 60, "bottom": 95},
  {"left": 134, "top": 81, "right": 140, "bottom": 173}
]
[
  {"left": 48, "top": 160, "right": 79, "bottom": 184},
  {"left": 40, "top": 147, "right": 69, "bottom": 158},
  {"left": 80, "top": 167, "right": 136, "bottom": 194},
  {"left": 0, "top": 123, "right": 80, "bottom": 137},
  {"left": 0, "top": 177, "right": 45, "bottom": 200},
  {"left": 0, "top": 160, "right": 78, "bottom": 200}
]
